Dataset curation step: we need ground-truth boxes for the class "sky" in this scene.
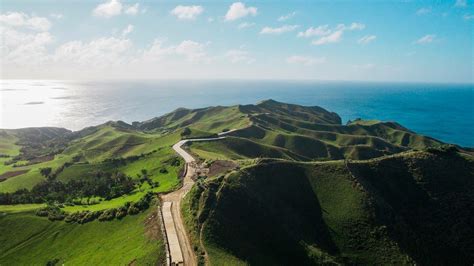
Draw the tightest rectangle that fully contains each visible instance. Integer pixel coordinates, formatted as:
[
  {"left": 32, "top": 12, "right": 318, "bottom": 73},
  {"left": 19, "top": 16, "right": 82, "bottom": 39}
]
[{"left": 0, "top": 0, "right": 473, "bottom": 83}]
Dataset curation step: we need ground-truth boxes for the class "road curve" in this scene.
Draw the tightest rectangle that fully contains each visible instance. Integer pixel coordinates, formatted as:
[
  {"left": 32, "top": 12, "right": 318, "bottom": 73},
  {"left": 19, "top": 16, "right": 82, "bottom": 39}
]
[{"left": 161, "top": 130, "right": 237, "bottom": 265}]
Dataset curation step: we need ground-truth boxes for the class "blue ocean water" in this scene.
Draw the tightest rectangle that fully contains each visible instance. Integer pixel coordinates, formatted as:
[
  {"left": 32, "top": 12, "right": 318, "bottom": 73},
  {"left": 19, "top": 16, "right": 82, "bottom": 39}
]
[{"left": 1, "top": 80, "right": 473, "bottom": 147}]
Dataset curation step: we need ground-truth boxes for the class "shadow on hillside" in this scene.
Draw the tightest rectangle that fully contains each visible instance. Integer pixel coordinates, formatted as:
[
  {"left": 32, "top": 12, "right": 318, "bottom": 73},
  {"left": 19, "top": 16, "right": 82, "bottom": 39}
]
[
  {"left": 202, "top": 162, "right": 339, "bottom": 265},
  {"left": 348, "top": 152, "right": 474, "bottom": 265}
]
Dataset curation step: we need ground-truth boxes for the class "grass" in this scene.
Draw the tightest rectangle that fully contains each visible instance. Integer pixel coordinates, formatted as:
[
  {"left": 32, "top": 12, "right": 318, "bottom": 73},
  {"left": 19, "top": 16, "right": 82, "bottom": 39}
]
[
  {"left": 189, "top": 137, "right": 305, "bottom": 161},
  {"left": 0, "top": 100, "right": 462, "bottom": 265},
  {"left": 0, "top": 126, "right": 181, "bottom": 193},
  {"left": 0, "top": 153, "right": 75, "bottom": 193},
  {"left": 0, "top": 203, "right": 46, "bottom": 213},
  {"left": 182, "top": 150, "right": 474, "bottom": 265},
  {"left": 0, "top": 207, "right": 164, "bottom": 265},
  {"left": 61, "top": 190, "right": 149, "bottom": 212}
]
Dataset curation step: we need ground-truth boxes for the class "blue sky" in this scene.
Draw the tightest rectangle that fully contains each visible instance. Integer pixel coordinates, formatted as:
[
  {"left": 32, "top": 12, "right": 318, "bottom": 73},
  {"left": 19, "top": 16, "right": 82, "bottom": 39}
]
[{"left": 1, "top": 0, "right": 472, "bottom": 82}]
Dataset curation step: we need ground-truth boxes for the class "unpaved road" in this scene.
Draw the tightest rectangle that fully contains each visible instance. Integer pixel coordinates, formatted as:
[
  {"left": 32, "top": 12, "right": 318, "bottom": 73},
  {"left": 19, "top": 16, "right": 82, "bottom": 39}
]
[{"left": 161, "top": 130, "right": 237, "bottom": 265}]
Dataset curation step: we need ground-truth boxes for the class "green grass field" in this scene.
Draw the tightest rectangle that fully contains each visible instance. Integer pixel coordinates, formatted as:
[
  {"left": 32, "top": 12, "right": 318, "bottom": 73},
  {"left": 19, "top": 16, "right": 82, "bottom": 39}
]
[
  {"left": 0, "top": 206, "right": 164, "bottom": 265},
  {"left": 0, "top": 126, "right": 181, "bottom": 193}
]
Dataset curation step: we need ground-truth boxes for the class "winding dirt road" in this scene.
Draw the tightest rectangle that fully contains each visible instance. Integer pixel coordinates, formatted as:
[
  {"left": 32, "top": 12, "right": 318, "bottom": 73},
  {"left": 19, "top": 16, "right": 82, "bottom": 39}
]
[{"left": 161, "top": 131, "right": 236, "bottom": 265}]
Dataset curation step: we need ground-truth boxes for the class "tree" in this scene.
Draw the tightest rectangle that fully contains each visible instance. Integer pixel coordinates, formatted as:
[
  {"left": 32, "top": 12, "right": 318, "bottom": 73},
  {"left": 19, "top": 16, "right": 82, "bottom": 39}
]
[
  {"left": 40, "top": 167, "right": 52, "bottom": 178},
  {"left": 181, "top": 127, "right": 191, "bottom": 137}
]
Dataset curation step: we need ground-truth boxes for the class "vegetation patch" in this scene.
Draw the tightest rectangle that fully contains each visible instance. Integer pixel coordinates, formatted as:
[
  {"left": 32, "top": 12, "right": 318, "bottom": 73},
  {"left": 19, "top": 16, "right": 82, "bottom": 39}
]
[
  {"left": 0, "top": 170, "right": 29, "bottom": 182},
  {"left": 0, "top": 204, "right": 164, "bottom": 265},
  {"left": 183, "top": 150, "right": 473, "bottom": 265}
]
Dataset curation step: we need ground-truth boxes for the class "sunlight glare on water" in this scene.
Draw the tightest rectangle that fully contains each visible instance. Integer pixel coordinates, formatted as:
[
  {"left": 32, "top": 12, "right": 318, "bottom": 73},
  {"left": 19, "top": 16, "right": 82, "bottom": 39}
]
[{"left": 1, "top": 79, "right": 473, "bottom": 147}]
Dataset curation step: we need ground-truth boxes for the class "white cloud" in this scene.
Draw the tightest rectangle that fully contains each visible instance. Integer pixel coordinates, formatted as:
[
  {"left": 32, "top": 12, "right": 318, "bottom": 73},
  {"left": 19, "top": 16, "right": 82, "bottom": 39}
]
[
  {"left": 93, "top": 0, "right": 122, "bottom": 18},
  {"left": 238, "top": 22, "right": 255, "bottom": 29},
  {"left": 278, "top": 11, "right": 296, "bottom": 21},
  {"left": 170, "top": 5, "right": 204, "bottom": 20},
  {"left": 54, "top": 37, "right": 132, "bottom": 67},
  {"left": 336, "top": 22, "right": 365, "bottom": 31},
  {"left": 455, "top": 0, "right": 467, "bottom": 7},
  {"left": 358, "top": 35, "right": 376, "bottom": 45},
  {"left": 0, "top": 12, "right": 51, "bottom": 31},
  {"left": 50, "top": 13, "right": 63, "bottom": 19},
  {"left": 225, "top": 49, "right": 255, "bottom": 64},
  {"left": 345, "top": 22, "right": 365, "bottom": 31},
  {"left": 415, "top": 34, "right": 436, "bottom": 44},
  {"left": 207, "top": 17, "right": 215, "bottom": 22},
  {"left": 297, "top": 25, "right": 331, "bottom": 38},
  {"left": 125, "top": 3, "right": 139, "bottom": 15},
  {"left": 416, "top": 7, "right": 432, "bottom": 15},
  {"left": 225, "top": 2, "right": 257, "bottom": 21},
  {"left": 141, "top": 39, "right": 174, "bottom": 61},
  {"left": 463, "top": 14, "right": 474, "bottom": 20},
  {"left": 175, "top": 40, "right": 208, "bottom": 62},
  {"left": 312, "top": 30, "right": 343, "bottom": 45},
  {"left": 1, "top": 26, "right": 53, "bottom": 66},
  {"left": 260, "top": 25, "right": 299, "bottom": 34},
  {"left": 287, "top": 55, "right": 325, "bottom": 66},
  {"left": 121, "top": 24, "right": 134, "bottom": 36}
]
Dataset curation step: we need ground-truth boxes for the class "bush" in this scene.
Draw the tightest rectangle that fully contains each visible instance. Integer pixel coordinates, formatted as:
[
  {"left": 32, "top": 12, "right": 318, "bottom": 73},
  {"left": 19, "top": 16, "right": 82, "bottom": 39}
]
[
  {"left": 115, "top": 206, "right": 127, "bottom": 219},
  {"left": 426, "top": 144, "right": 458, "bottom": 154},
  {"left": 98, "top": 209, "right": 116, "bottom": 221},
  {"left": 36, "top": 205, "right": 65, "bottom": 221},
  {"left": 48, "top": 213, "right": 65, "bottom": 221},
  {"left": 127, "top": 205, "right": 140, "bottom": 215},
  {"left": 181, "top": 127, "right": 191, "bottom": 137},
  {"left": 78, "top": 211, "right": 100, "bottom": 224}
]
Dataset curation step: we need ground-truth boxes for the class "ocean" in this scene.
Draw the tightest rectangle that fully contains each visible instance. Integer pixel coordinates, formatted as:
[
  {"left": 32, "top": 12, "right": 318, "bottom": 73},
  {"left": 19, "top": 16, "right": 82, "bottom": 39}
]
[{"left": 1, "top": 80, "right": 473, "bottom": 147}]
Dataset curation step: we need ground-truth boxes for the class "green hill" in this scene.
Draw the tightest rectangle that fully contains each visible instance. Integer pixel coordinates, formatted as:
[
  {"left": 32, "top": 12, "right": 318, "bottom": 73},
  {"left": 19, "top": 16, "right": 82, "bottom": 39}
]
[
  {"left": 0, "top": 99, "right": 470, "bottom": 265},
  {"left": 182, "top": 150, "right": 474, "bottom": 265},
  {"left": 186, "top": 100, "right": 444, "bottom": 161},
  {"left": 0, "top": 206, "right": 164, "bottom": 265}
]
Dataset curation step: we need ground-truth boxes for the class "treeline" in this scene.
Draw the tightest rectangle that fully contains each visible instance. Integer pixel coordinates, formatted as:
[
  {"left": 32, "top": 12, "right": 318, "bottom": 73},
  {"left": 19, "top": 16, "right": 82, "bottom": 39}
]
[
  {"left": 37, "top": 192, "right": 155, "bottom": 223},
  {"left": 0, "top": 171, "right": 136, "bottom": 205}
]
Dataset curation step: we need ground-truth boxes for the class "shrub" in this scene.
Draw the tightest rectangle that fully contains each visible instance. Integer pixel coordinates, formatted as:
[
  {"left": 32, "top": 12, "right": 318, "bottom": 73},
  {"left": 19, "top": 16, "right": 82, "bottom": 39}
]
[
  {"left": 47, "top": 211, "right": 65, "bottom": 221},
  {"left": 98, "top": 208, "right": 116, "bottom": 221},
  {"left": 181, "top": 127, "right": 191, "bottom": 137},
  {"left": 115, "top": 206, "right": 127, "bottom": 219},
  {"left": 127, "top": 205, "right": 140, "bottom": 215}
]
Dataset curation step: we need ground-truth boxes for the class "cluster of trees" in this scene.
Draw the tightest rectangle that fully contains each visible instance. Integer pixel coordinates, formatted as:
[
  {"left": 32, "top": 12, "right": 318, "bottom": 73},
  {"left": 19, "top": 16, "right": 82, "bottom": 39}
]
[
  {"left": 0, "top": 171, "right": 136, "bottom": 205},
  {"left": 137, "top": 169, "right": 160, "bottom": 188},
  {"left": 36, "top": 192, "right": 154, "bottom": 223}
]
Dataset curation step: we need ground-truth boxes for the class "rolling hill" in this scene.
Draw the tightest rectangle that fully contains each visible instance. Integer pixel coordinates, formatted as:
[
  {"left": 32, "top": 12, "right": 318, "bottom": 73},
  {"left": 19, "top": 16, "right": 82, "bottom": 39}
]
[
  {"left": 182, "top": 149, "right": 474, "bottom": 265},
  {"left": 0, "top": 99, "right": 471, "bottom": 265}
]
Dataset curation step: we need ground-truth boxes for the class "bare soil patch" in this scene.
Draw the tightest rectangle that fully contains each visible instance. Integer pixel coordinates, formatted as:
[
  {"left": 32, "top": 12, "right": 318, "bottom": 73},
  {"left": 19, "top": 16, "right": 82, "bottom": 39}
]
[
  {"left": 208, "top": 160, "right": 238, "bottom": 177},
  {"left": 29, "top": 155, "right": 54, "bottom": 164},
  {"left": 0, "top": 169, "right": 29, "bottom": 182}
]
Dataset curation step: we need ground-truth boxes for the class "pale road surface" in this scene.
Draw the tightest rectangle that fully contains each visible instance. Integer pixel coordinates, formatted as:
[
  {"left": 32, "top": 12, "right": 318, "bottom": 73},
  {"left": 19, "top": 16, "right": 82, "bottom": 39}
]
[{"left": 161, "top": 130, "right": 237, "bottom": 265}]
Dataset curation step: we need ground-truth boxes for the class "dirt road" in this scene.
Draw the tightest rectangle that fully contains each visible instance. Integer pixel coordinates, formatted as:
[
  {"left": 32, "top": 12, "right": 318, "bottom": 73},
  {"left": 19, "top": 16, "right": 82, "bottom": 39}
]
[{"left": 161, "top": 130, "right": 237, "bottom": 265}]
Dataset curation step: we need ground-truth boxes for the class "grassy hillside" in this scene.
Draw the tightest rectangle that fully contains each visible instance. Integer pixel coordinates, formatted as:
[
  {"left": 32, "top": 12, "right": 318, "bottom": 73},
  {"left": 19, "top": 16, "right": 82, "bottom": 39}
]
[
  {"left": 0, "top": 99, "right": 467, "bottom": 265},
  {"left": 0, "top": 124, "right": 181, "bottom": 193},
  {"left": 182, "top": 100, "right": 445, "bottom": 162},
  {"left": 182, "top": 150, "right": 474, "bottom": 265},
  {"left": 0, "top": 206, "right": 164, "bottom": 265},
  {"left": 0, "top": 99, "right": 447, "bottom": 193}
]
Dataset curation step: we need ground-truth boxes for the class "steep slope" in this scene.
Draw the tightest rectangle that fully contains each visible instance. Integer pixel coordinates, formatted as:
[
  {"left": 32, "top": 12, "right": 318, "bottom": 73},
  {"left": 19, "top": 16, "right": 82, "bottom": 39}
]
[{"left": 182, "top": 150, "right": 474, "bottom": 265}]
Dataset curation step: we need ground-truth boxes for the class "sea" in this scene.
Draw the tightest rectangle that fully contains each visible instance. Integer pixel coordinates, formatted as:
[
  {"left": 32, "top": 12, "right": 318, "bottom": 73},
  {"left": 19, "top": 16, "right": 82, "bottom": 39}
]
[{"left": 1, "top": 80, "right": 473, "bottom": 147}]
